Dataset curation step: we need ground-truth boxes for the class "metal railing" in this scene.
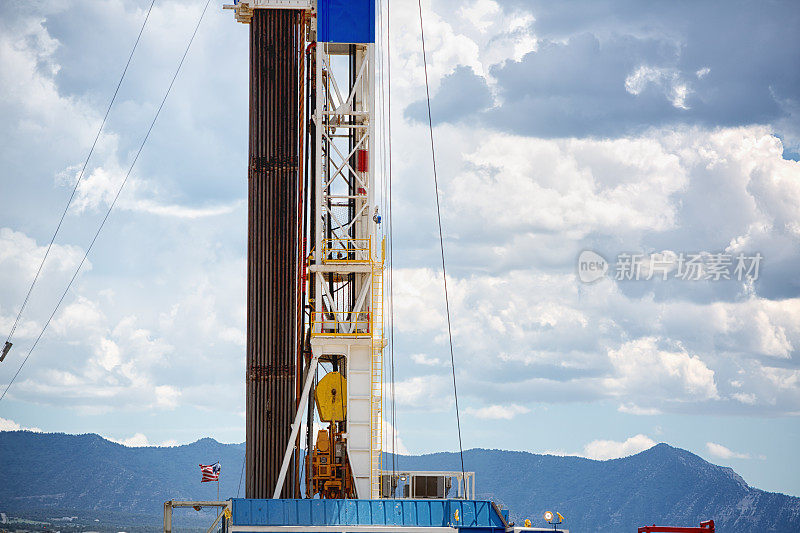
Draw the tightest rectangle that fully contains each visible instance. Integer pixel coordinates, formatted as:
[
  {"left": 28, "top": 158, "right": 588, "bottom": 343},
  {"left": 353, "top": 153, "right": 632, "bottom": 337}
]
[
  {"left": 163, "top": 500, "right": 230, "bottom": 533},
  {"left": 378, "top": 470, "right": 476, "bottom": 499},
  {"left": 321, "top": 238, "right": 371, "bottom": 263},
  {"left": 310, "top": 310, "right": 370, "bottom": 336}
]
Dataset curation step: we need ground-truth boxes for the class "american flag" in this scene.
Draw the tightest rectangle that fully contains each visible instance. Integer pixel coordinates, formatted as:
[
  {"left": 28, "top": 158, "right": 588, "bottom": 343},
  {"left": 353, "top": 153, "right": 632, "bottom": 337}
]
[{"left": 199, "top": 462, "right": 220, "bottom": 482}]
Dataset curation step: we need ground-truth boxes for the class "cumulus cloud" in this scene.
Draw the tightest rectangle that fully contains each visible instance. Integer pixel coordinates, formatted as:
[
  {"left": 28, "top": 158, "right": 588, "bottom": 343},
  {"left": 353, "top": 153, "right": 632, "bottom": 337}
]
[
  {"left": 0, "top": 417, "right": 42, "bottom": 432},
  {"left": 617, "top": 403, "right": 662, "bottom": 416},
  {"left": 110, "top": 432, "right": 151, "bottom": 447},
  {"left": 1, "top": 0, "right": 799, "bottom": 462},
  {"left": 458, "top": 0, "right": 500, "bottom": 34},
  {"left": 389, "top": 270, "right": 799, "bottom": 415},
  {"left": 393, "top": 374, "right": 452, "bottom": 409},
  {"left": 408, "top": 1, "right": 800, "bottom": 139},
  {"left": 604, "top": 337, "right": 719, "bottom": 402},
  {"left": 109, "top": 432, "right": 180, "bottom": 447},
  {"left": 384, "top": 120, "right": 799, "bottom": 416},
  {"left": 624, "top": 65, "right": 691, "bottom": 109},
  {"left": 464, "top": 403, "right": 530, "bottom": 420},
  {"left": 0, "top": 228, "right": 87, "bottom": 339},
  {"left": 65, "top": 161, "right": 243, "bottom": 218},
  {"left": 382, "top": 420, "right": 409, "bottom": 455},
  {"left": 411, "top": 353, "right": 445, "bottom": 366},
  {"left": 444, "top": 130, "right": 687, "bottom": 238},
  {"left": 582, "top": 434, "right": 657, "bottom": 460},
  {"left": 405, "top": 66, "right": 493, "bottom": 124},
  {"left": 544, "top": 434, "right": 657, "bottom": 460},
  {"left": 0, "top": 225, "right": 248, "bottom": 415},
  {"left": 706, "top": 442, "right": 751, "bottom": 460}
]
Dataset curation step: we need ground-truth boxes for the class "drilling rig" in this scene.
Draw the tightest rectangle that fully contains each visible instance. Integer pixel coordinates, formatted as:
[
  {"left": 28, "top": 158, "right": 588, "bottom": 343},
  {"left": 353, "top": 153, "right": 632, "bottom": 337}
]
[
  {"left": 164, "top": 1, "right": 556, "bottom": 530},
  {"left": 228, "top": 0, "right": 383, "bottom": 501}
]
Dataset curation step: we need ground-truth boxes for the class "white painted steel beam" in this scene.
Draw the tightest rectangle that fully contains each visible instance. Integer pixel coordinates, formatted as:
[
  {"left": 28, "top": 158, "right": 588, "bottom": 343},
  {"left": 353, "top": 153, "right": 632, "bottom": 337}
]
[
  {"left": 311, "top": 40, "right": 382, "bottom": 499},
  {"left": 272, "top": 353, "right": 321, "bottom": 498}
]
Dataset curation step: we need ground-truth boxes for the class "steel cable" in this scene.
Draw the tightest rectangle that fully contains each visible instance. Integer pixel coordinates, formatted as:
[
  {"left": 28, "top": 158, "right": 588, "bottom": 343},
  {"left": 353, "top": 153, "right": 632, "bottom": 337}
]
[
  {"left": 416, "top": 0, "right": 466, "bottom": 495},
  {"left": 0, "top": 0, "right": 211, "bottom": 404},
  {"left": 2, "top": 0, "right": 156, "bottom": 351}
]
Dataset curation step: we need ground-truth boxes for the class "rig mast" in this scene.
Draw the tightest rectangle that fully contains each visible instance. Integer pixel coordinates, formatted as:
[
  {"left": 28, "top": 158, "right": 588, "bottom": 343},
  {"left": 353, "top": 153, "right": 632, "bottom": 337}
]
[{"left": 227, "top": 0, "right": 383, "bottom": 500}]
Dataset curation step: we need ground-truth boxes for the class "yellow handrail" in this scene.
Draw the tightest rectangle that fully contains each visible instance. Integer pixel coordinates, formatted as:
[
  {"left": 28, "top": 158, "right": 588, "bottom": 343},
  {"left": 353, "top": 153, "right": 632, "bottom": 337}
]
[
  {"left": 310, "top": 311, "right": 370, "bottom": 336},
  {"left": 321, "top": 238, "right": 371, "bottom": 263}
]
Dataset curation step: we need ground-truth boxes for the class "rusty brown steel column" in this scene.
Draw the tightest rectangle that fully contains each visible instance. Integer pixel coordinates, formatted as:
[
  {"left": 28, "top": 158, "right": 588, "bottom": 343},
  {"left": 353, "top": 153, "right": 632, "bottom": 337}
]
[{"left": 246, "top": 7, "right": 302, "bottom": 499}]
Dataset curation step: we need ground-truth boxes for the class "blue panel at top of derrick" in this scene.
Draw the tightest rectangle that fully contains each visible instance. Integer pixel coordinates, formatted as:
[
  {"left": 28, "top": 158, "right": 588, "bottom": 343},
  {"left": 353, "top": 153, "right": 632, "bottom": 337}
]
[
  {"left": 318, "top": 0, "right": 375, "bottom": 43},
  {"left": 230, "top": 499, "right": 507, "bottom": 531}
]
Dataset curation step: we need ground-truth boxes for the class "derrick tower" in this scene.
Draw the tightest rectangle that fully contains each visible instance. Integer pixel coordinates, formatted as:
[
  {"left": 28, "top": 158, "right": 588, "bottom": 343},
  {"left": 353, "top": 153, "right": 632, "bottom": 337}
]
[{"left": 227, "top": 0, "right": 383, "bottom": 500}]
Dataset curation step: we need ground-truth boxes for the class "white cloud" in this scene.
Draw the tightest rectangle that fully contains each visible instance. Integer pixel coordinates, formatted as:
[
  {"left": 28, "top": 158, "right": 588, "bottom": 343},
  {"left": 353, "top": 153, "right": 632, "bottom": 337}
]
[
  {"left": 385, "top": 0, "right": 536, "bottom": 118},
  {"left": 604, "top": 337, "right": 719, "bottom": 402},
  {"left": 0, "top": 3, "right": 244, "bottom": 230},
  {"left": 411, "top": 353, "right": 445, "bottom": 366},
  {"left": 618, "top": 403, "right": 662, "bottom": 416},
  {"left": 154, "top": 385, "right": 181, "bottom": 409},
  {"left": 2, "top": 260, "right": 180, "bottom": 412},
  {"left": 393, "top": 374, "right": 452, "bottom": 409},
  {"left": 542, "top": 434, "right": 657, "bottom": 460},
  {"left": 0, "top": 228, "right": 87, "bottom": 339},
  {"left": 761, "top": 366, "right": 800, "bottom": 390},
  {"left": 64, "top": 156, "right": 243, "bottom": 219},
  {"left": 464, "top": 403, "right": 530, "bottom": 420},
  {"left": 111, "top": 432, "right": 151, "bottom": 447},
  {"left": 732, "top": 392, "right": 757, "bottom": 405},
  {"left": 459, "top": 0, "right": 500, "bottom": 33},
  {"left": 1, "top": 0, "right": 799, "bottom": 458},
  {"left": 0, "top": 417, "right": 42, "bottom": 432},
  {"left": 109, "top": 432, "right": 179, "bottom": 447},
  {"left": 445, "top": 130, "right": 688, "bottom": 239},
  {"left": 542, "top": 448, "right": 569, "bottom": 457},
  {"left": 382, "top": 419, "right": 409, "bottom": 455},
  {"left": 706, "top": 442, "right": 751, "bottom": 460},
  {"left": 389, "top": 260, "right": 800, "bottom": 415},
  {"left": 625, "top": 65, "right": 692, "bottom": 109},
  {"left": 67, "top": 160, "right": 243, "bottom": 218},
  {"left": 392, "top": 269, "right": 448, "bottom": 335},
  {"left": 583, "top": 434, "right": 657, "bottom": 460},
  {"left": 51, "top": 297, "right": 104, "bottom": 336}
]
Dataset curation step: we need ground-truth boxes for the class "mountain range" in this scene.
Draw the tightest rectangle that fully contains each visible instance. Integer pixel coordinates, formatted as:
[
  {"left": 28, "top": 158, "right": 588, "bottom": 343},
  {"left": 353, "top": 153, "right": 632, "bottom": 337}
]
[{"left": 1, "top": 430, "right": 798, "bottom": 532}]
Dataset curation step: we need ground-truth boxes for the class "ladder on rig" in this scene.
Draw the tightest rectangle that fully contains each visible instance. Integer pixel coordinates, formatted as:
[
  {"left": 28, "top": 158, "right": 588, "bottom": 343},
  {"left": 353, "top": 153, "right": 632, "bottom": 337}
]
[{"left": 369, "top": 238, "right": 384, "bottom": 499}]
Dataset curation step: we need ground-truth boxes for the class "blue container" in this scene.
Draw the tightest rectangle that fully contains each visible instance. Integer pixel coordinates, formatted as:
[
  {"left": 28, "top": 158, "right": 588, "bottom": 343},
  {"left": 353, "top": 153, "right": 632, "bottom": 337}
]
[
  {"left": 318, "top": 0, "right": 375, "bottom": 43},
  {"left": 230, "top": 499, "right": 507, "bottom": 533}
]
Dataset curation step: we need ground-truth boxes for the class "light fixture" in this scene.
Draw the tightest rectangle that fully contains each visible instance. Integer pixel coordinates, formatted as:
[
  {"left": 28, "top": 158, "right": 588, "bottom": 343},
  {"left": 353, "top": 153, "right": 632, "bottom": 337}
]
[{"left": 543, "top": 511, "right": 564, "bottom": 525}]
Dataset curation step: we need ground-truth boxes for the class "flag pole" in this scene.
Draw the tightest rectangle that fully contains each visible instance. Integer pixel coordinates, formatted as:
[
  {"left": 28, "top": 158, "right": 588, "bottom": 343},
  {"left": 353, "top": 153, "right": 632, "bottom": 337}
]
[{"left": 217, "top": 461, "right": 220, "bottom": 501}]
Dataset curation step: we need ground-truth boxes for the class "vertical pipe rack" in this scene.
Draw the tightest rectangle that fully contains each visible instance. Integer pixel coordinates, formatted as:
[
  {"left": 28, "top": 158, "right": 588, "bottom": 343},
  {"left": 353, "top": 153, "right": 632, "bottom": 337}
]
[{"left": 246, "top": 7, "right": 303, "bottom": 499}]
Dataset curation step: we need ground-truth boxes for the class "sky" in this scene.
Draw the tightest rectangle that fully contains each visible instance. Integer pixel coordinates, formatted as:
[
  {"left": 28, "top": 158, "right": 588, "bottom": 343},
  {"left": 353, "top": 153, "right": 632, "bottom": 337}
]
[{"left": 1, "top": 0, "right": 799, "bottom": 497}]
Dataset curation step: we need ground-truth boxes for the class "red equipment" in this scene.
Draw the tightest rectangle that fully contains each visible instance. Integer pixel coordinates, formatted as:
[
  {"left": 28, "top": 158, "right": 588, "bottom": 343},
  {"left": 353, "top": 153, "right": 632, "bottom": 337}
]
[
  {"left": 638, "top": 520, "right": 714, "bottom": 533},
  {"left": 356, "top": 149, "right": 368, "bottom": 172}
]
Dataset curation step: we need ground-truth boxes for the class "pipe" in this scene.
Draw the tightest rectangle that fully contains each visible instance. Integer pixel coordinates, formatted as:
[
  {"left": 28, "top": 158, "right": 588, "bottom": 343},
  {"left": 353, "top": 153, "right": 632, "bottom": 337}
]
[{"left": 246, "top": 7, "right": 302, "bottom": 499}]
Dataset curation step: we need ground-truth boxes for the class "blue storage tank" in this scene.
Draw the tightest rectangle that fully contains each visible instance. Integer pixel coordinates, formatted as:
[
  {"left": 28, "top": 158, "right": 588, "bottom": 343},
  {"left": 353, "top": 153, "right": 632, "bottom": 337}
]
[{"left": 318, "top": 0, "right": 375, "bottom": 43}]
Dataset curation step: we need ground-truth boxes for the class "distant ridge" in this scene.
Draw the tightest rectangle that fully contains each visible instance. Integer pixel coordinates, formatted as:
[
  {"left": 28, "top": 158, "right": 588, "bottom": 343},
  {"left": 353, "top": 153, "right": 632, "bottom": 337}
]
[
  {"left": 1, "top": 431, "right": 799, "bottom": 532},
  {"left": 391, "top": 444, "right": 800, "bottom": 532}
]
